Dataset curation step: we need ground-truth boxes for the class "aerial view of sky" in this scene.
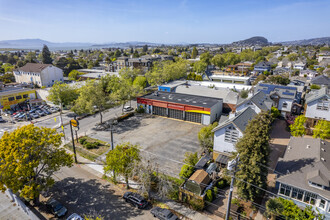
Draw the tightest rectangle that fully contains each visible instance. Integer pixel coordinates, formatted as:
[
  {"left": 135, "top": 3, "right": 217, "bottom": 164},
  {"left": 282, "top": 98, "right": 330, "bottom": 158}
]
[{"left": 0, "top": 0, "right": 329, "bottom": 44}]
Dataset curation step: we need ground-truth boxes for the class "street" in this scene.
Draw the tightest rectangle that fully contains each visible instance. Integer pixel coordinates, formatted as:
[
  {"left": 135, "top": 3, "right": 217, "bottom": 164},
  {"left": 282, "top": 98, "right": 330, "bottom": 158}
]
[{"left": 41, "top": 163, "right": 153, "bottom": 220}]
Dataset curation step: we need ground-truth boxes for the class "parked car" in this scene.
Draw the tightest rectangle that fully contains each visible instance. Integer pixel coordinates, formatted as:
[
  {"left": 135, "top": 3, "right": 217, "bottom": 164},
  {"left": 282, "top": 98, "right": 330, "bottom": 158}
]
[
  {"left": 123, "top": 192, "right": 148, "bottom": 209},
  {"left": 42, "top": 109, "right": 51, "bottom": 115},
  {"left": 46, "top": 198, "right": 67, "bottom": 217},
  {"left": 66, "top": 213, "right": 83, "bottom": 220},
  {"left": 36, "top": 110, "right": 46, "bottom": 116},
  {"left": 123, "top": 106, "right": 134, "bottom": 112},
  {"left": 151, "top": 207, "right": 179, "bottom": 220},
  {"left": 30, "top": 113, "right": 40, "bottom": 119},
  {"left": 0, "top": 116, "right": 6, "bottom": 123}
]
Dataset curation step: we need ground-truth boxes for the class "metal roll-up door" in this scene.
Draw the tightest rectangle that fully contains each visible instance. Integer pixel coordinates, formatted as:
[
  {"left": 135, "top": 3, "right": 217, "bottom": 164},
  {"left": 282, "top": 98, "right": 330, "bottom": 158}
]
[
  {"left": 153, "top": 106, "right": 167, "bottom": 116},
  {"left": 186, "top": 112, "right": 202, "bottom": 123},
  {"left": 168, "top": 109, "right": 184, "bottom": 120}
]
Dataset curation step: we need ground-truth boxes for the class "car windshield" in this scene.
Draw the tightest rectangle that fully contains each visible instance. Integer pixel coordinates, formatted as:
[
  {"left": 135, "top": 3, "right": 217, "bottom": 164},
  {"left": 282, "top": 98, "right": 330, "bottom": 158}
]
[{"left": 54, "top": 203, "right": 63, "bottom": 211}]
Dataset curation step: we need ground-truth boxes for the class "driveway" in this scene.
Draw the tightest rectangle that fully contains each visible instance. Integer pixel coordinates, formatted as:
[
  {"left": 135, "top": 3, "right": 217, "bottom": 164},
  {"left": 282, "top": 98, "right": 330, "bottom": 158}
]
[{"left": 89, "top": 114, "right": 203, "bottom": 177}]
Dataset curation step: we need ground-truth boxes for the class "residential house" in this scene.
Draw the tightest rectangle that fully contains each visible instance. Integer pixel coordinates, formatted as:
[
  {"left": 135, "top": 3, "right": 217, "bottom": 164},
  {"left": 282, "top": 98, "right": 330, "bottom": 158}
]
[
  {"left": 13, "top": 63, "right": 63, "bottom": 87},
  {"left": 212, "top": 107, "right": 257, "bottom": 159},
  {"left": 255, "top": 83, "right": 302, "bottom": 116},
  {"left": 273, "top": 67, "right": 291, "bottom": 76},
  {"left": 253, "top": 61, "right": 271, "bottom": 74},
  {"left": 299, "top": 69, "right": 317, "bottom": 80},
  {"left": 275, "top": 137, "right": 330, "bottom": 219},
  {"left": 304, "top": 87, "right": 329, "bottom": 127},
  {"left": 235, "top": 62, "right": 252, "bottom": 75},
  {"left": 235, "top": 91, "right": 273, "bottom": 114},
  {"left": 311, "top": 75, "right": 330, "bottom": 87},
  {"left": 116, "top": 57, "right": 129, "bottom": 71},
  {"left": 293, "top": 61, "right": 306, "bottom": 70}
]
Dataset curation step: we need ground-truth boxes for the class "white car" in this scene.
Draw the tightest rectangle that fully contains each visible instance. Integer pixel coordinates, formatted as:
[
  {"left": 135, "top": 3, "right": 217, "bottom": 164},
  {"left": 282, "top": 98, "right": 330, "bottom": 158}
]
[
  {"left": 66, "top": 213, "right": 83, "bottom": 220},
  {"left": 123, "top": 106, "right": 134, "bottom": 112}
]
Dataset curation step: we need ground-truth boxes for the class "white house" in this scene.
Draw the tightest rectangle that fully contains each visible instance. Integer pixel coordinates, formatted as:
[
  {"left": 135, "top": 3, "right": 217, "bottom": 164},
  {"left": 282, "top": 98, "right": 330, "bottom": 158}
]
[
  {"left": 293, "top": 61, "right": 306, "bottom": 70},
  {"left": 13, "top": 63, "right": 63, "bottom": 87},
  {"left": 305, "top": 87, "right": 330, "bottom": 126},
  {"left": 299, "top": 69, "right": 317, "bottom": 80},
  {"left": 212, "top": 107, "right": 257, "bottom": 162}
]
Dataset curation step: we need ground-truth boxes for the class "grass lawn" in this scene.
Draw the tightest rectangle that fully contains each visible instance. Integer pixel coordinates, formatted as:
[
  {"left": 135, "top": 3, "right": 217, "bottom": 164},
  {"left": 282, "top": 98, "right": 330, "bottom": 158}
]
[{"left": 64, "top": 136, "right": 110, "bottom": 162}]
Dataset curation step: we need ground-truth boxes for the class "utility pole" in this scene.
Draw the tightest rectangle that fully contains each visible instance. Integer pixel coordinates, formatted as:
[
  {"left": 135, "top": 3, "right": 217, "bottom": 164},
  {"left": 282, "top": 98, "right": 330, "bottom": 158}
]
[
  {"left": 109, "top": 119, "right": 117, "bottom": 177},
  {"left": 225, "top": 154, "right": 240, "bottom": 220},
  {"left": 70, "top": 117, "right": 79, "bottom": 163}
]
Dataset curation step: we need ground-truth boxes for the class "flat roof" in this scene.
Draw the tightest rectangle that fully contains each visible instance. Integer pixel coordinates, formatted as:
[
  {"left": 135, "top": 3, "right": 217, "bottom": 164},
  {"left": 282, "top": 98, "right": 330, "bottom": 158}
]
[
  {"left": 140, "top": 91, "right": 222, "bottom": 108},
  {"left": 209, "top": 75, "right": 250, "bottom": 80},
  {"left": 0, "top": 88, "right": 34, "bottom": 97},
  {"left": 80, "top": 72, "right": 119, "bottom": 79}
]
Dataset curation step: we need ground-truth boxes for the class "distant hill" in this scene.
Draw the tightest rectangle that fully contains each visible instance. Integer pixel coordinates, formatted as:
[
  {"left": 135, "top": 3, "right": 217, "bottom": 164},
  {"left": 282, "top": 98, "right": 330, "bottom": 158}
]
[
  {"left": 0, "top": 39, "right": 92, "bottom": 49},
  {"left": 91, "top": 41, "right": 161, "bottom": 47},
  {"left": 279, "top": 37, "right": 330, "bottom": 46},
  {"left": 231, "top": 36, "right": 269, "bottom": 46}
]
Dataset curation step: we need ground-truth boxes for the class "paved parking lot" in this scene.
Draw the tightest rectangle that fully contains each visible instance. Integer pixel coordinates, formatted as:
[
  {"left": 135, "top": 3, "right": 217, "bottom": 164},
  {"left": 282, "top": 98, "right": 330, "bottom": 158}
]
[{"left": 89, "top": 114, "right": 203, "bottom": 176}]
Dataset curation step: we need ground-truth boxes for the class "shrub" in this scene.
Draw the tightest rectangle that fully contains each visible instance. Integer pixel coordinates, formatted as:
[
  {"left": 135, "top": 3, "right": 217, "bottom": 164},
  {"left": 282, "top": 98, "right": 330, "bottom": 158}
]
[
  {"left": 217, "top": 179, "right": 229, "bottom": 189},
  {"left": 310, "top": 84, "right": 321, "bottom": 90},
  {"left": 79, "top": 137, "right": 87, "bottom": 145},
  {"left": 179, "top": 164, "right": 194, "bottom": 179},
  {"left": 205, "top": 189, "right": 213, "bottom": 202},
  {"left": 136, "top": 106, "right": 145, "bottom": 113},
  {"left": 232, "top": 198, "right": 240, "bottom": 206},
  {"left": 213, "top": 186, "right": 218, "bottom": 197},
  {"left": 271, "top": 107, "right": 281, "bottom": 119},
  {"left": 84, "top": 141, "right": 100, "bottom": 149},
  {"left": 188, "top": 198, "right": 204, "bottom": 211}
]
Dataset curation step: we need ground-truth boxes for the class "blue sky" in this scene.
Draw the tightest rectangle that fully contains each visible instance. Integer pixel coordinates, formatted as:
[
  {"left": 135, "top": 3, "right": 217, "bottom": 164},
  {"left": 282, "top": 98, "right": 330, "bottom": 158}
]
[{"left": 0, "top": 0, "right": 329, "bottom": 44}]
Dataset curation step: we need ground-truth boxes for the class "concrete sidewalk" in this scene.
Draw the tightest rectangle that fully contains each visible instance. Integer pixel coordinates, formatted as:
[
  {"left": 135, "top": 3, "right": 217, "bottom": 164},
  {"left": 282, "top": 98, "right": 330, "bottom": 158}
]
[{"left": 62, "top": 141, "right": 213, "bottom": 220}]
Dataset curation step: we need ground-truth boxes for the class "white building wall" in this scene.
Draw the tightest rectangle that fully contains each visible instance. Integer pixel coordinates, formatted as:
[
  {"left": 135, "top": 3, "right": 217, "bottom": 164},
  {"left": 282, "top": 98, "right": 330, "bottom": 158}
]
[
  {"left": 40, "top": 66, "right": 63, "bottom": 87},
  {"left": 210, "top": 100, "right": 223, "bottom": 123},
  {"left": 305, "top": 100, "right": 330, "bottom": 121},
  {"left": 13, "top": 71, "right": 42, "bottom": 85},
  {"left": 202, "top": 114, "right": 210, "bottom": 125},
  {"left": 278, "top": 98, "right": 293, "bottom": 113},
  {"left": 213, "top": 124, "right": 243, "bottom": 153}
]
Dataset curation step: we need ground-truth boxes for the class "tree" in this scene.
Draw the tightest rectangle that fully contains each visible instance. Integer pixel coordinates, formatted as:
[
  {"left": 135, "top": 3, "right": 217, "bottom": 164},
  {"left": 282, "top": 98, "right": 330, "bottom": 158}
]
[
  {"left": 25, "top": 52, "right": 37, "bottom": 63},
  {"left": 240, "top": 89, "right": 249, "bottom": 99},
  {"left": 200, "top": 52, "right": 212, "bottom": 66},
  {"left": 266, "top": 198, "right": 284, "bottom": 220},
  {"left": 198, "top": 122, "right": 218, "bottom": 152},
  {"left": 142, "top": 45, "right": 148, "bottom": 53},
  {"left": 191, "top": 46, "right": 198, "bottom": 59},
  {"left": 265, "top": 75, "right": 290, "bottom": 85},
  {"left": 179, "top": 164, "right": 194, "bottom": 179},
  {"left": 133, "top": 76, "right": 147, "bottom": 88},
  {"left": 104, "top": 142, "right": 141, "bottom": 188},
  {"left": 236, "top": 111, "right": 272, "bottom": 201},
  {"left": 310, "top": 84, "right": 321, "bottom": 90},
  {"left": 72, "top": 78, "right": 113, "bottom": 124},
  {"left": 313, "top": 120, "right": 330, "bottom": 139},
  {"left": 290, "top": 115, "right": 306, "bottom": 137},
  {"left": 0, "top": 125, "right": 73, "bottom": 204},
  {"left": 271, "top": 107, "right": 280, "bottom": 119},
  {"left": 48, "top": 81, "right": 79, "bottom": 126},
  {"left": 193, "top": 61, "right": 207, "bottom": 74},
  {"left": 68, "top": 70, "right": 82, "bottom": 81},
  {"left": 183, "top": 152, "right": 199, "bottom": 166},
  {"left": 41, "top": 45, "right": 53, "bottom": 64},
  {"left": 211, "top": 54, "right": 225, "bottom": 68}
]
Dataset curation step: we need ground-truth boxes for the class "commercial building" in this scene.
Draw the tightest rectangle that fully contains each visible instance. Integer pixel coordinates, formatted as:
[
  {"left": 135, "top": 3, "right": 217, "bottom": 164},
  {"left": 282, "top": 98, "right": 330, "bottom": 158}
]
[
  {"left": 137, "top": 91, "right": 222, "bottom": 125},
  {"left": 0, "top": 88, "right": 36, "bottom": 110},
  {"left": 13, "top": 63, "right": 63, "bottom": 87}
]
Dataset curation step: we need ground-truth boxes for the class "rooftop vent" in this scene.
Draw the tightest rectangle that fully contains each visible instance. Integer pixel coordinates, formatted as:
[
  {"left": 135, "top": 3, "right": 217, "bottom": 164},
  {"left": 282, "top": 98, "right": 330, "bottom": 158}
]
[
  {"left": 178, "top": 99, "right": 181, "bottom": 101},
  {"left": 306, "top": 145, "right": 310, "bottom": 149},
  {"left": 192, "top": 101, "right": 197, "bottom": 103},
  {"left": 288, "top": 146, "right": 292, "bottom": 150},
  {"left": 321, "top": 157, "right": 325, "bottom": 162},
  {"left": 321, "top": 148, "right": 325, "bottom": 152},
  {"left": 321, "top": 141, "right": 325, "bottom": 145},
  {"left": 203, "top": 102, "right": 207, "bottom": 104}
]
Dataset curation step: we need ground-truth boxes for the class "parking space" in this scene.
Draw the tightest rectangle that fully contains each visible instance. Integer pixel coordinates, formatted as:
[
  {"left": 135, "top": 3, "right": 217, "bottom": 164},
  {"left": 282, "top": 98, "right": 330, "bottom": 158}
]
[{"left": 89, "top": 114, "right": 203, "bottom": 176}]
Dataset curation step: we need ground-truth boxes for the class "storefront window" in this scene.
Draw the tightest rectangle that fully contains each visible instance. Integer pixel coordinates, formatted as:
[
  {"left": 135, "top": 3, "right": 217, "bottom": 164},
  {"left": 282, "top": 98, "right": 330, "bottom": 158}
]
[
  {"left": 8, "top": 97, "right": 15, "bottom": 101},
  {"left": 23, "top": 94, "right": 28, "bottom": 98}
]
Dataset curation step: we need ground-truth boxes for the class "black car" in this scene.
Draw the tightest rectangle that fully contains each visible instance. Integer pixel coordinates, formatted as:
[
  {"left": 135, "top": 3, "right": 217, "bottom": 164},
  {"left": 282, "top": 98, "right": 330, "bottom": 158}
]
[
  {"left": 123, "top": 192, "right": 148, "bottom": 209},
  {"left": 151, "top": 207, "right": 179, "bottom": 220},
  {"left": 46, "top": 198, "right": 67, "bottom": 217}
]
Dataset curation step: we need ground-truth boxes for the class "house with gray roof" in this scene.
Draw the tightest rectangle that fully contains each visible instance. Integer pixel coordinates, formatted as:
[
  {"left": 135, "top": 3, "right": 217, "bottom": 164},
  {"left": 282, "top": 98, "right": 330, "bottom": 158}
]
[
  {"left": 311, "top": 75, "right": 330, "bottom": 87},
  {"left": 212, "top": 107, "right": 256, "bottom": 161},
  {"left": 255, "top": 83, "right": 301, "bottom": 116},
  {"left": 275, "top": 137, "right": 330, "bottom": 219},
  {"left": 304, "top": 87, "right": 330, "bottom": 126},
  {"left": 236, "top": 90, "right": 273, "bottom": 114}
]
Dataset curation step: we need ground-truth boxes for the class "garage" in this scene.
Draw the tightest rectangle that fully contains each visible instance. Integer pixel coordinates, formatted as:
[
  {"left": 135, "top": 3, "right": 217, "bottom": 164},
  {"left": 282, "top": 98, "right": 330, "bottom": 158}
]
[
  {"left": 153, "top": 106, "right": 167, "bottom": 117},
  {"left": 185, "top": 112, "right": 202, "bottom": 123},
  {"left": 168, "top": 109, "right": 184, "bottom": 120}
]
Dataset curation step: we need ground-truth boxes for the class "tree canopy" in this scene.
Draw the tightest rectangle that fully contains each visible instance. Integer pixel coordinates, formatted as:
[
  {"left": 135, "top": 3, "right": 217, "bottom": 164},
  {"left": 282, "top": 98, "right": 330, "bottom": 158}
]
[
  {"left": 0, "top": 125, "right": 73, "bottom": 203},
  {"left": 236, "top": 111, "right": 272, "bottom": 201},
  {"left": 104, "top": 142, "right": 141, "bottom": 188},
  {"left": 198, "top": 122, "right": 218, "bottom": 152},
  {"left": 290, "top": 115, "right": 306, "bottom": 137},
  {"left": 41, "top": 44, "right": 53, "bottom": 64},
  {"left": 48, "top": 81, "right": 79, "bottom": 110},
  {"left": 313, "top": 120, "right": 330, "bottom": 139}
]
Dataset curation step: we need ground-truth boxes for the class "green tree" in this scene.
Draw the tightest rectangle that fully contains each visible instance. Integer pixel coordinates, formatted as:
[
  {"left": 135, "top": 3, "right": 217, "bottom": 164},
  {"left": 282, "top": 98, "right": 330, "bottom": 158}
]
[
  {"left": 266, "top": 198, "right": 284, "bottom": 220},
  {"left": 198, "top": 122, "right": 218, "bottom": 152},
  {"left": 191, "top": 46, "right": 198, "bottom": 59},
  {"left": 240, "top": 89, "right": 249, "bottom": 99},
  {"left": 179, "top": 164, "right": 194, "bottom": 179},
  {"left": 68, "top": 69, "right": 82, "bottom": 81},
  {"left": 193, "top": 61, "right": 207, "bottom": 74},
  {"left": 290, "top": 115, "right": 306, "bottom": 137},
  {"left": 211, "top": 54, "right": 225, "bottom": 68},
  {"left": 133, "top": 76, "right": 147, "bottom": 88},
  {"left": 200, "top": 52, "right": 212, "bottom": 65},
  {"left": 0, "top": 125, "right": 73, "bottom": 204},
  {"left": 310, "top": 84, "right": 321, "bottom": 90},
  {"left": 236, "top": 111, "right": 272, "bottom": 202},
  {"left": 313, "top": 120, "right": 330, "bottom": 139},
  {"left": 25, "top": 52, "right": 37, "bottom": 63},
  {"left": 0, "top": 73, "right": 15, "bottom": 83},
  {"left": 104, "top": 142, "right": 141, "bottom": 188},
  {"left": 142, "top": 45, "right": 148, "bottom": 53},
  {"left": 183, "top": 152, "right": 199, "bottom": 166},
  {"left": 271, "top": 107, "right": 280, "bottom": 119},
  {"left": 72, "top": 78, "right": 113, "bottom": 124},
  {"left": 41, "top": 44, "right": 53, "bottom": 64},
  {"left": 48, "top": 82, "right": 79, "bottom": 126}
]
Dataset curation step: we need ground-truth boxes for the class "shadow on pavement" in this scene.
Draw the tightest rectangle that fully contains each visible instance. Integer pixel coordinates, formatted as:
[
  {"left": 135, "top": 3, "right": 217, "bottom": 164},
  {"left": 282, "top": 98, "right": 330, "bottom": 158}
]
[{"left": 47, "top": 177, "right": 147, "bottom": 220}]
